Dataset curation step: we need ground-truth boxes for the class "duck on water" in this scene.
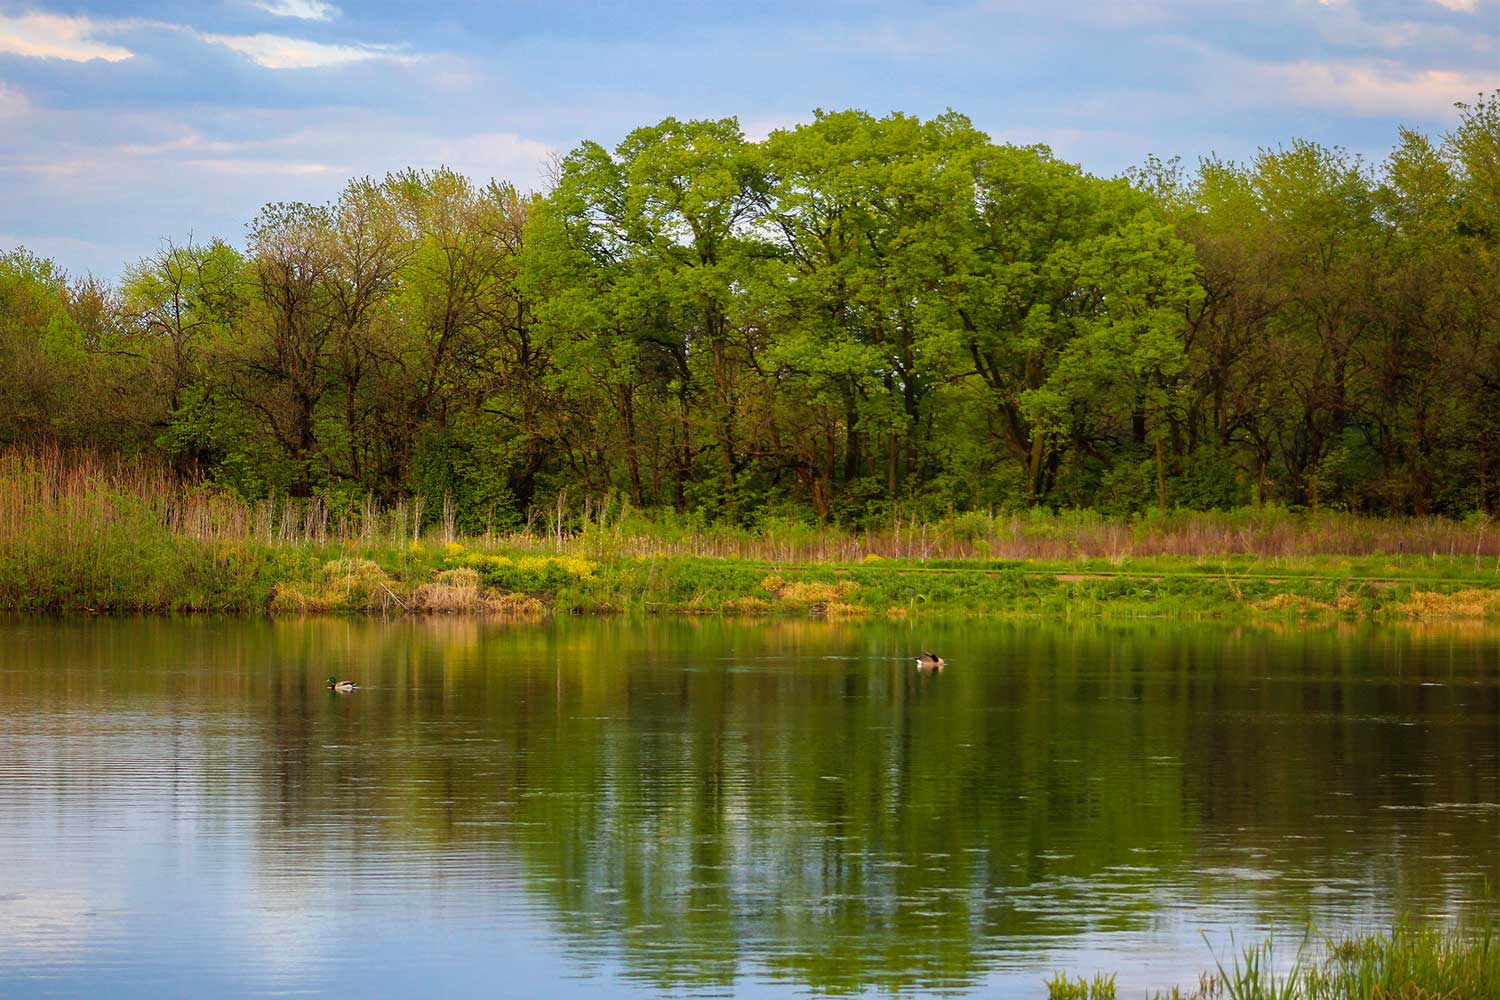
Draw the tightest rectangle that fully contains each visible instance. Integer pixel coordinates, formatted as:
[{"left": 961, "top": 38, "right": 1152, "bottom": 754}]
[{"left": 327, "top": 676, "right": 359, "bottom": 692}]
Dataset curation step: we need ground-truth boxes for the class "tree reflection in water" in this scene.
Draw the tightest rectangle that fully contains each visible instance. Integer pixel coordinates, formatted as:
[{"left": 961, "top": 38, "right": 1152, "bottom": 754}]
[{"left": 0, "top": 617, "right": 1495, "bottom": 996}]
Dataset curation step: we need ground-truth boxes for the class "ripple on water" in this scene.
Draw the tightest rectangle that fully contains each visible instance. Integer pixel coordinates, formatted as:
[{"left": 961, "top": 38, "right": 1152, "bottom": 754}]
[{"left": 0, "top": 618, "right": 1497, "bottom": 999}]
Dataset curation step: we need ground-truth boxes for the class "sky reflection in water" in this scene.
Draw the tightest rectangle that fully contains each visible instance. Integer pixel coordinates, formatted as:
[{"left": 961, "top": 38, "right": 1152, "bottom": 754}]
[{"left": 0, "top": 617, "right": 1495, "bottom": 998}]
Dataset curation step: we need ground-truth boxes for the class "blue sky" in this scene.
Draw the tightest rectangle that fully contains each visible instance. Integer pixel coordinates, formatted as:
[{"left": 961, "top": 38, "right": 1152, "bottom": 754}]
[{"left": 1, "top": 0, "right": 1496, "bottom": 278}]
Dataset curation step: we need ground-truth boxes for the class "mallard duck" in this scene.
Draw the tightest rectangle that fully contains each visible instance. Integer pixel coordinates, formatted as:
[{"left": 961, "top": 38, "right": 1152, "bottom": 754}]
[
  {"left": 915, "top": 652, "right": 944, "bottom": 669},
  {"left": 327, "top": 675, "right": 359, "bottom": 692}
]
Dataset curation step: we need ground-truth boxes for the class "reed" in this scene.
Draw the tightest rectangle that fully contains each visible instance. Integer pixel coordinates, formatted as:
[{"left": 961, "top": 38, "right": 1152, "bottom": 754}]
[
  {"left": 1138, "top": 923, "right": 1497, "bottom": 1000},
  {"left": 5, "top": 446, "right": 1500, "bottom": 618},
  {"left": 7, "top": 448, "right": 1500, "bottom": 562},
  {"left": 1046, "top": 971, "right": 1117, "bottom": 1000}
]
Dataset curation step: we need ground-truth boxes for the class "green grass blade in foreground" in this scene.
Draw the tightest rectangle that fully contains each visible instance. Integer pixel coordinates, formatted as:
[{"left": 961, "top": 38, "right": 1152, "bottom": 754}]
[{"left": 1103, "top": 923, "right": 1500, "bottom": 1000}]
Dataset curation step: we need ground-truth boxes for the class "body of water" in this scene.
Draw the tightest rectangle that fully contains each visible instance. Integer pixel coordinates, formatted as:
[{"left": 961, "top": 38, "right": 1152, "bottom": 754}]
[{"left": 0, "top": 617, "right": 1495, "bottom": 997}]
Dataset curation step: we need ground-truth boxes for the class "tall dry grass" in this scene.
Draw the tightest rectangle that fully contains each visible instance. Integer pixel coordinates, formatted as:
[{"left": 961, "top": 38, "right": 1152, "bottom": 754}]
[
  {"left": 0, "top": 447, "right": 437, "bottom": 551},
  {"left": 3, "top": 446, "right": 1499, "bottom": 567},
  {"left": 0, "top": 447, "right": 304, "bottom": 612},
  {"left": 7, "top": 446, "right": 1500, "bottom": 618},
  {"left": 555, "top": 507, "right": 1500, "bottom": 563}
]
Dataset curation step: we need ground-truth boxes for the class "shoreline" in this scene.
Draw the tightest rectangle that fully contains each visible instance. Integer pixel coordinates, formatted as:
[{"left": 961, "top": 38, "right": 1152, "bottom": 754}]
[{"left": 8, "top": 541, "right": 1500, "bottom": 622}]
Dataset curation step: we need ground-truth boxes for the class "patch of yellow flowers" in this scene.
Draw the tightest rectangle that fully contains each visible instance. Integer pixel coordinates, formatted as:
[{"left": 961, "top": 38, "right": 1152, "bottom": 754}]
[{"left": 446, "top": 548, "right": 599, "bottom": 580}]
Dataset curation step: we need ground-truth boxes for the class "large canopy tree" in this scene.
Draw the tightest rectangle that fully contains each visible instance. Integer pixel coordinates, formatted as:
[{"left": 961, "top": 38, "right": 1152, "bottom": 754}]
[{"left": 6, "top": 100, "right": 1499, "bottom": 524}]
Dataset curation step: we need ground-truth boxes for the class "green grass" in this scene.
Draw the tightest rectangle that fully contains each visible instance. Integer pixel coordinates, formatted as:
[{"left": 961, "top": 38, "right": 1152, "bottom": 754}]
[
  {"left": 1106, "top": 923, "right": 1500, "bottom": 1000},
  {"left": 1047, "top": 971, "right": 1118, "bottom": 1000},
  {"left": 7, "top": 447, "right": 1500, "bottom": 618},
  {"left": 10, "top": 529, "right": 1500, "bottom": 620}
]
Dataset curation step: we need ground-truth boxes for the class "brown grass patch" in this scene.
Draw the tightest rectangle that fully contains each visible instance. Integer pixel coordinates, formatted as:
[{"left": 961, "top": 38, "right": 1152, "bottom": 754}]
[
  {"left": 412, "top": 567, "right": 484, "bottom": 612},
  {"left": 271, "top": 558, "right": 395, "bottom": 613},
  {"left": 411, "top": 567, "right": 542, "bottom": 615},
  {"left": 761, "top": 575, "right": 861, "bottom": 604},
  {"left": 722, "top": 596, "right": 774, "bottom": 615},
  {"left": 274, "top": 562, "right": 545, "bottom": 616},
  {"left": 479, "top": 591, "right": 547, "bottom": 616},
  {"left": 1252, "top": 592, "right": 1363, "bottom": 616},
  {"left": 1253, "top": 593, "right": 1333, "bottom": 615},
  {"left": 1396, "top": 588, "right": 1500, "bottom": 619}
]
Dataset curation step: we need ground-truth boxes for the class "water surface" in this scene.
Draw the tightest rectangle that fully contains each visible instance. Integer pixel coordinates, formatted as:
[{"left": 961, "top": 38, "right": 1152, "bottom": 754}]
[{"left": 0, "top": 617, "right": 1496, "bottom": 997}]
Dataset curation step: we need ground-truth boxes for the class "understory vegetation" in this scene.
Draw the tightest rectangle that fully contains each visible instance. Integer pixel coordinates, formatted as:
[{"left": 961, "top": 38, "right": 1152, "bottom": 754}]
[
  {"left": 6, "top": 96, "right": 1500, "bottom": 619},
  {"left": 2, "top": 98, "right": 1499, "bottom": 536},
  {"left": 7, "top": 449, "right": 1500, "bottom": 618}
]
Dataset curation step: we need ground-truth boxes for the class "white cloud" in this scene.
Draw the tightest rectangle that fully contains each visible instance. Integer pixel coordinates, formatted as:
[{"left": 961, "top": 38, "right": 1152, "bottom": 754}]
[
  {"left": 1255, "top": 58, "right": 1496, "bottom": 118},
  {"left": 3, "top": 149, "right": 340, "bottom": 183},
  {"left": 253, "top": 0, "right": 341, "bottom": 20},
  {"left": 181, "top": 158, "right": 343, "bottom": 177},
  {"left": 117, "top": 131, "right": 245, "bottom": 157},
  {"left": 2, "top": 106, "right": 555, "bottom": 207},
  {"left": 0, "top": 13, "right": 133, "bottom": 62},
  {"left": 56, "top": 115, "right": 554, "bottom": 191},
  {"left": 199, "top": 33, "right": 412, "bottom": 70},
  {"left": 1430, "top": 0, "right": 1479, "bottom": 11}
]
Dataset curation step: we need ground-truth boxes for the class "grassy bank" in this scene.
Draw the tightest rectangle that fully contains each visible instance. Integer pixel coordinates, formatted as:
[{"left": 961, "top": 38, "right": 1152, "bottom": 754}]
[
  {"left": 1048, "top": 923, "right": 1498, "bottom": 1000},
  {"left": 7, "top": 449, "right": 1500, "bottom": 619}
]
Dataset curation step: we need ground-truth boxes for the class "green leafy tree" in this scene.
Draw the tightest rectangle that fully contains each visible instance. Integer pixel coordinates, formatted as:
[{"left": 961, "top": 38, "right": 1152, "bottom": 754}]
[{"left": 548, "top": 117, "right": 770, "bottom": 517}]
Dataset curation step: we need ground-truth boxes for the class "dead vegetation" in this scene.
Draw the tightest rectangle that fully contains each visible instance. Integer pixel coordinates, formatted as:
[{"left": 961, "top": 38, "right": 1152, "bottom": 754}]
[
  {"left": 1395, "top": 589, "right": 1500, "bottom": 619},
  {"left": 759, "top": 574, "right": 862, "bottom": 603},
  {"left": 272, "top": 560, "right": 543, "bottom": 616},
  {"left": 1252, "top": 593, "right": 1362, "bottom": 615}
]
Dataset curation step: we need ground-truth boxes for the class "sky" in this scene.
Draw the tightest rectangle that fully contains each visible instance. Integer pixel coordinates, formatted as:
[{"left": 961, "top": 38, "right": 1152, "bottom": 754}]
[{"left": 0, "top": 0, "right": 1497, "bottom": 279}]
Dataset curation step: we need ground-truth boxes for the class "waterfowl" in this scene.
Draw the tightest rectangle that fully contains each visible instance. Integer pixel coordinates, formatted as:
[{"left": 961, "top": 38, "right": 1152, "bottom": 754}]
[
  {"left": 915, "top": 652, "right": 945, "bottom": 670},
  {"left": 327, "top": 675, "right": 359, "bottom": 693}
]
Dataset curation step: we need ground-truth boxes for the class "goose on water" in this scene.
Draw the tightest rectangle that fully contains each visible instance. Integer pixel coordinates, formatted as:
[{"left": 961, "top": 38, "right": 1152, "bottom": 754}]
[{"left": 915, "top": 652, "right": 945, "bottom": 669}]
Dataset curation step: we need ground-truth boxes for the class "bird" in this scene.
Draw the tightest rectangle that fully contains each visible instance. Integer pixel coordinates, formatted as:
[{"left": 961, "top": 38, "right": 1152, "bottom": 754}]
[
  {"left": 915, "top": 652, "right": 945, "bottom": 670},
  {"left": 327, "top": 675, "right": 359, "bottom": 692}
]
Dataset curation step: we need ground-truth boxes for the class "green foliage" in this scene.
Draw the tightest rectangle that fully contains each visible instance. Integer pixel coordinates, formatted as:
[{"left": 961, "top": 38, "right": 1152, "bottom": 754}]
[
  {"left": 1046, "top": 971, "right": 1117, "bottom": 1000},
  {"left": 15, "top": 446, "right": 1500, "bottom": 620},
  {"left": 1174, "top": 447, "right": 1248, "bottom": 511},
  {"left": 0, "top": 491, "right": 296, "bottom": 614},
  {"left": 451, "top": 551, "right": 597, "bottom": 595},
  {"left": 410, "top": 419, "right": 525, "bottom": 533},
  {"left": 1092, "top": 453, "right": 1161, "bottom": 517},
  {"left": 1140, "top": 923, "right": 1499, "bottom": 1000},
  {"left": 2, "top": 100, "right": 1500, "bottom": 525},
  {"left": 157, "top": 382, "right": 284, "bottom": 497}
]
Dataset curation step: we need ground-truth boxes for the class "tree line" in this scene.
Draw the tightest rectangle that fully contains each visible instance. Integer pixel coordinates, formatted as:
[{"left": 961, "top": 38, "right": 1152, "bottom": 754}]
[{"left": 2, "top": 98, "right": 1497, "bottom": 530}]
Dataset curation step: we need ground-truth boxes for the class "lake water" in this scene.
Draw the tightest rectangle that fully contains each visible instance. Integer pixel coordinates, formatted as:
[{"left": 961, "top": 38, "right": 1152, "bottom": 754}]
[{"left": 0, "top": 617, "right": 1495, "bottom": 998}]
